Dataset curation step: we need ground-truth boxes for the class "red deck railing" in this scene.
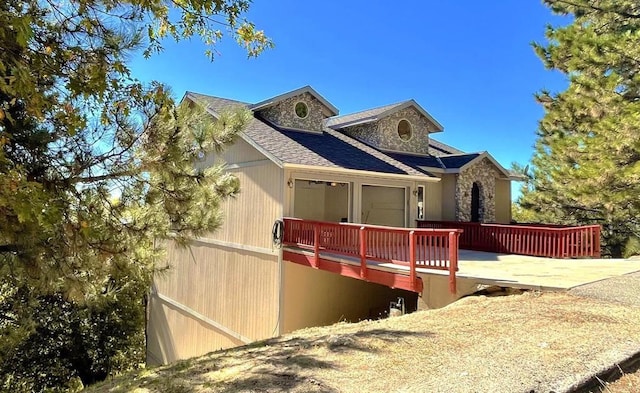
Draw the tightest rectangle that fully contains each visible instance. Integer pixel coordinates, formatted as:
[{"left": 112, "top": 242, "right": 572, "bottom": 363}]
[
  {"left": 416, "top": 220, "right": 601, "bottom": 259},
  {"left": 282, "top": 218, "right": 462, "bottom": 293}
]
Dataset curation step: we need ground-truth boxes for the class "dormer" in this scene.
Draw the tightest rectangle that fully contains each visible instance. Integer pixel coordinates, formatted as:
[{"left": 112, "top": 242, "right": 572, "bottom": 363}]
[
  {"left": 326, "top": 100, "right": 443, "bottom": 155},
  {"left": 250, "top": 86, "right": 339, "bottom": 133}
]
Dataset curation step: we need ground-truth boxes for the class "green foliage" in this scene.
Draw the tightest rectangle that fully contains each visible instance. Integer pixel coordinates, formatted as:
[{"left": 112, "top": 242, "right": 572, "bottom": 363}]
[
  {"left": 517, "top": 0, "right": 640, "bottom": 257},
  {"left": 0, "top": 0, "right": 269, "bottom": 390},
  {"left": 0, "top": 280, "right": 146, "bottom": 392},
  {"left": 624, "top": 236, "right": 640, "bottom": 259}
]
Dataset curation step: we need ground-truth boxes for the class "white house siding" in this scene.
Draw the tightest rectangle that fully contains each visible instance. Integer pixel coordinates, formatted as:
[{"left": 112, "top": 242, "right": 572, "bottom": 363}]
[
  {"left": 423, "top": 181, "right": 443, "bottom": 221},
  {"left": 441, "top": 174, "right": 457, "bottom": 221},
  {"left": 494, "top": 178, "right": 512, "bottom": 224}
]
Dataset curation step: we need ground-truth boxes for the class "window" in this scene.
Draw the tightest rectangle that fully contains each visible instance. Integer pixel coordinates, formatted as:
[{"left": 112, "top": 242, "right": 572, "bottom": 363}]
[
  {"left": 294, "top": 101, "right": 308, "bottom": 119},
  {"left": 397, "top": 119, "right": 412, "bottom": 141},
  {"left": 416, "top": 185, "right": 425, "bottom": 220}
]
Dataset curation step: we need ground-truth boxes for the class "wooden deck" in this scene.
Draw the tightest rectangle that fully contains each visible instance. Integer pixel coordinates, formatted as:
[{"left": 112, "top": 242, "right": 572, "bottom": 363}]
[
  {"left": 282, "top": 218, "right": 635, "bottom": 298},
  {"left": 417, "top": 220, "right": 601, "bottom": 259},
  {"left": 284, "top": 246, "right": 640, "bottom": 293}
]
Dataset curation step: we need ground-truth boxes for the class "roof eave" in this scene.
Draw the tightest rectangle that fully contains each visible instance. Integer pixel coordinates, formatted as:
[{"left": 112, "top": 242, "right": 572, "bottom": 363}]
[
  {"left": 283, "top": 163, "right": 440, "bottom": 182},
  {"left": 250, "top": 86, "right": 339, "bottom": 116},
  {"left": 326, "top": 116, "right": 378, "bottom": 129},
  {"left": 377, "top": 99, "right": 445, "bottom": 132},
  {"left": 458, "top": 152, "right": 512, "bottom": 179},
  {"left": 185, "top": 94, "right": 284, "bottom": 168}
]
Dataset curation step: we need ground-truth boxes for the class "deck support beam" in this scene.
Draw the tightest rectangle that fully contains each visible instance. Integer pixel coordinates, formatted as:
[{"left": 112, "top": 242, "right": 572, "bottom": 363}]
[{"left": 283, "top": 250, "right": 424, "bottom": 293}]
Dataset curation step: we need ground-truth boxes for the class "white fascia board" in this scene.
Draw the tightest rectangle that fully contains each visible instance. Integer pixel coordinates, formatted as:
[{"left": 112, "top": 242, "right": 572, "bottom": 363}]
[{"left": 283, "top": 163, "right": 440, "bottom": 183}]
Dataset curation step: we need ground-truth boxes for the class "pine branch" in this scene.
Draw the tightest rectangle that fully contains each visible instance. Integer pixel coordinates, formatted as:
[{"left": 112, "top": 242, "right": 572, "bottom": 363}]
[{"left": 549, "top": 0, "right": 640, "bottom": 19}]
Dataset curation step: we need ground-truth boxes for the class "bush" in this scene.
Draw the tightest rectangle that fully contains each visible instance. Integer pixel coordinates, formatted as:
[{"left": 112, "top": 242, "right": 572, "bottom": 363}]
[{"left": 0, "top": 280, "right": 146, "bottom": 392}]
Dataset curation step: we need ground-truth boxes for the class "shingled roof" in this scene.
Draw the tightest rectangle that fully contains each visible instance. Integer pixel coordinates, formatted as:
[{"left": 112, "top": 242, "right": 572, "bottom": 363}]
[
  {"left": 428, "top": 138, "right": 465, "bottom": 156},
  {"left": 388, "top": 151, "right": 514, "bottom": 179},
  {"left": 387, "top": 152, "right": 481, "bottom": 171},
  {"left": 184, "top": 92, "right": 432, "bottom": 178}
]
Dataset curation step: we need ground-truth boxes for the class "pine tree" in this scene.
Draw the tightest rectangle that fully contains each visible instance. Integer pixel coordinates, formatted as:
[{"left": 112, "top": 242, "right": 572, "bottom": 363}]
[
  {"left": 518, "top": 0, "right": 640, "bottom": 257},
  {"left": 0, "top": 0, "right": 271, "bottom": 390}
]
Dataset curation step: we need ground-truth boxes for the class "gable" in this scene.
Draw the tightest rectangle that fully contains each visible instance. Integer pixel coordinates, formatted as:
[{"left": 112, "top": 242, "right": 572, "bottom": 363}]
[
  {"left": 257, "top": 92, "right": 331, "bottom": 133},
  {"left": 340, "top": 106, "right": 437, "bottom": 155},
  {"left": 375, "top": 106, "right": 438, "bottom": 155}
]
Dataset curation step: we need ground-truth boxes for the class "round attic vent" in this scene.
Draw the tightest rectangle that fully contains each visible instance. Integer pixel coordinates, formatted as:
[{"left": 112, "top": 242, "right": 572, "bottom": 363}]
[
  {"left": 294, "top": 101, "right": 308, "bottom": 119},
  {"left": 397, "top": 119, "right": 412, "bottom": 141}
]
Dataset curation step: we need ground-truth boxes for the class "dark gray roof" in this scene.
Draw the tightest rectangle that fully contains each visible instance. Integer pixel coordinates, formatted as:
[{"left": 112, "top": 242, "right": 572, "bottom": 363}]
[
  {"left": 429, "top": 138, "right": 465, "bottom": 156},
  {"left": 439, "top": 154, "right": 482, "bottom": 168},
  {"left": 186, "top": 92, "right": 432, "bottom": 177},
  {"left": 387, "top": 152, "right": 481, "bottom": 171}
]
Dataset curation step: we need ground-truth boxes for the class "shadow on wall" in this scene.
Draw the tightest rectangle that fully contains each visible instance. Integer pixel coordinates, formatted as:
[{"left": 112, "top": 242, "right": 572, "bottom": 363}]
[{"left": 146, "top": 291, "right": 178, "bottom": 366}]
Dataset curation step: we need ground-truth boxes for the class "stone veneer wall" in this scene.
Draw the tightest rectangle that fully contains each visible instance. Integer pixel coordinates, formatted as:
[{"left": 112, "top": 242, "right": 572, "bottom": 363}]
[
  {"left": 340, "top": 122, "right": 378, "bottom": 146},
  {"left": 455, "top": 158, "right": 500, "bottom": 222},
  {"left": 341, "top": 107, "right": 434, "bottom": 154},
  {"left": 258, "top": 92, "right": 327, "bottom": 132}
]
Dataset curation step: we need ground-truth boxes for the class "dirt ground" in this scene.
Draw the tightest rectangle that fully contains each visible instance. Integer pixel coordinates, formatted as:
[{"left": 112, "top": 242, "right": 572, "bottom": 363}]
[{"left": 87, "top": 290, "right": 640, "bottom": 393}]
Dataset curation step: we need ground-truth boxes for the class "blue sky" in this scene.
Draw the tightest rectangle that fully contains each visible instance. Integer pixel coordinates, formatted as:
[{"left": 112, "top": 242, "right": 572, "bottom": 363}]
[{"left": 130, "top": 1, "right": 569, "bottom": 199}]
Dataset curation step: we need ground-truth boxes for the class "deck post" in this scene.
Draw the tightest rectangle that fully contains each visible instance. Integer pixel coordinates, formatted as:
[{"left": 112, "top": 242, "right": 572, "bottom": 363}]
[
  {"left": 409, "top": 231, "right": 417, "bottom": 292},
  {"left": 359, "top": 226, "right": 367, "bottom": 278},
  {"left": 594, "top": 226, "right": 601, "bottom": 258},
  {"left": 448, "top": 231, "right": 458, "bottom": 294},
  {"left": 313, "top": 223, "right": 320, "bottom": 268}
]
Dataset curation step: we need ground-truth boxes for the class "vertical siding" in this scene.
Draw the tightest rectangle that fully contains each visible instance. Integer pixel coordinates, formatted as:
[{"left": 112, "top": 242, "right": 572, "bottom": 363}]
[
  {"left": 148, "top": 138, "right": 283, "bottom": 364},
  {"left": 202, "top": 138, "right": 266, "bottom": 166},
  {"left": 211, "top": 161, "right": 283, "bottom": 248},
  {"left": 441, "top": 174, "right": 457, "bottom": 221},
  {"left": 494, "top": 179, "right": 512, "bottom": 224},
  {"left": 149, "top": 241, "right": 279, "bottom": 363},
  {"left": 424, "top": 181, "right": 442, "bottom": 220}
]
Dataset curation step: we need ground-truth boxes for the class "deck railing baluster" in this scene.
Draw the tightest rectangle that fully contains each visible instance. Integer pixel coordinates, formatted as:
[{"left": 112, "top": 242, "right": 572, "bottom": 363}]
[{"left": 416, "top": 220, "right": 601, "bottom": 259}]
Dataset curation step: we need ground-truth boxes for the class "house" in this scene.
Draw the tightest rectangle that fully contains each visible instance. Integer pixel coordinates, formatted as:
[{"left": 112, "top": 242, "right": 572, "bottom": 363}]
[{"left": 147, "top": 86, "right": 521, "bottom": 364}]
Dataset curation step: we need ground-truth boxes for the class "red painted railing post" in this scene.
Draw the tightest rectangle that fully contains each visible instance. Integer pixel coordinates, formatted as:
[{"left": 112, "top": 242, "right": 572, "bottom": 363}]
[
  {"left": 313, "top": 223, "right": 320, "bottom": 268},
  {"left": 448, "top": 231, "right": 458, "bottom": 294},
  {"left": 595, "top": 226, "right": 601, "bottom": 258},
  {"left": 359, "top": 226, "right": 367, "bottom": 278},
  {"left": 409, "top": 231, "right": 417, "bottom": 292}
]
